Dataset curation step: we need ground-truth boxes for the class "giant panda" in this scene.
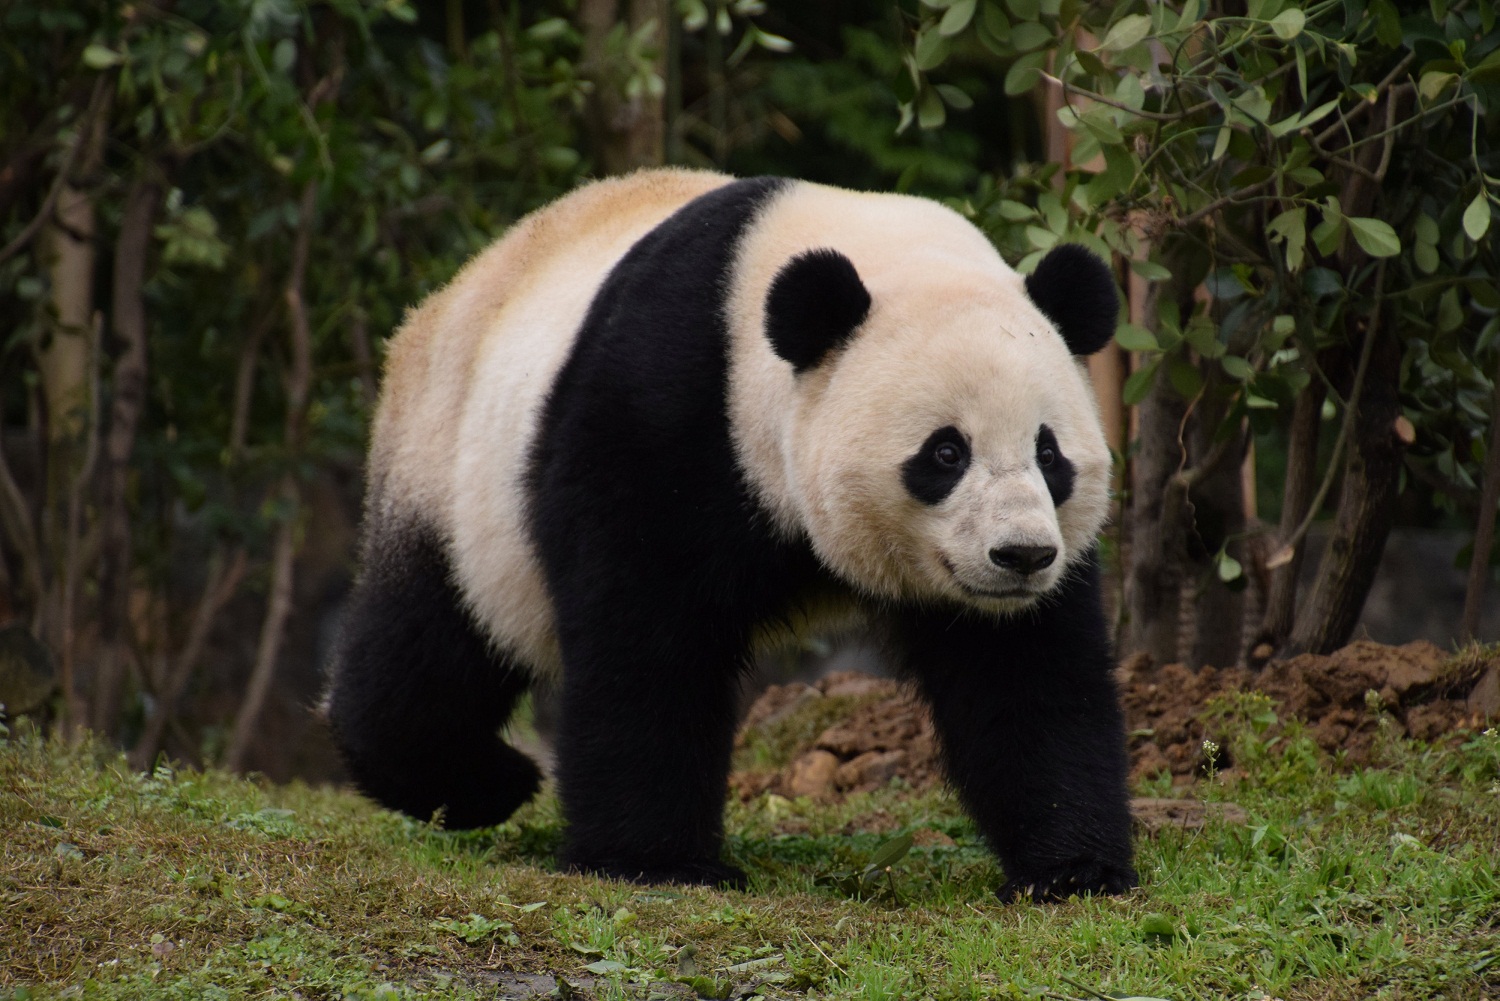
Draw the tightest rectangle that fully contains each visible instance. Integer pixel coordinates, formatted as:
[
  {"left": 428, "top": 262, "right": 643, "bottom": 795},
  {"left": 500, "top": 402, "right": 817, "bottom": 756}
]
[{"left": 325, "top": 169, "right": 1137, "bottom": 902}]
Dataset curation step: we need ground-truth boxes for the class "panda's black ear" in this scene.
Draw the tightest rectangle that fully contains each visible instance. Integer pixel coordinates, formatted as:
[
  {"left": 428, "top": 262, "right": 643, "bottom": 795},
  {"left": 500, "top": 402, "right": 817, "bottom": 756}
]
[
  {"left": 1025, "top": 244, "right": 1119, "bottom": 357},
  {"left": 765, "top": 249, "right": 871, "bottom": 373}
]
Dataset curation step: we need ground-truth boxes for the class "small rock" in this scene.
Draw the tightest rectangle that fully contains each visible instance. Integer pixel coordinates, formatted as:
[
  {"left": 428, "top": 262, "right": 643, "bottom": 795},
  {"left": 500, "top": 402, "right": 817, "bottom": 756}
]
[
  {"left": 1467, "top": 666, "right": 1500, "bottom": 719},
  {"left": 835, "top": 749, "right": 906, "bottom": 791},
  {"left": 786, "top": 749, "right": 839, "bottom": 798}
]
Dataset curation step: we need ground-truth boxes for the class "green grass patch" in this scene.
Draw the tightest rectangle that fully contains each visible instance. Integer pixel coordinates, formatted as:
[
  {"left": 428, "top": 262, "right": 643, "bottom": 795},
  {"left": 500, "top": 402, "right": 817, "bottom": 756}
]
[{"left": 3, "top": 713, "right": 1498, "bottom": 1000}]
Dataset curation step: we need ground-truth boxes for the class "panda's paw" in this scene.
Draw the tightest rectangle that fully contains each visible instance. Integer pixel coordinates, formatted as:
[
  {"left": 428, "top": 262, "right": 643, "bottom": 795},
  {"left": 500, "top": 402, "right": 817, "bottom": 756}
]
[
  {"left": 569, "top": 857, "right": 748, "bottom": 890},
  {"left": 997, "top": 859, "right": 1137, "bottom": 904}
]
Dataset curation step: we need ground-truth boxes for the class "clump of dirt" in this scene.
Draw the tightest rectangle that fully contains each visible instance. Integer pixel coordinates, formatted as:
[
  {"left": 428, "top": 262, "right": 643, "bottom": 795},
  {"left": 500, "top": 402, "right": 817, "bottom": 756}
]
[
  {"left": 729, "top": 642, "right": 1500, "bottom": 801},
  {"left": 730, "top": 672, "right": 943, "bottom": 801},
  {"left": 1124, "top": 640, "right": 1498, "bottom": 783}
]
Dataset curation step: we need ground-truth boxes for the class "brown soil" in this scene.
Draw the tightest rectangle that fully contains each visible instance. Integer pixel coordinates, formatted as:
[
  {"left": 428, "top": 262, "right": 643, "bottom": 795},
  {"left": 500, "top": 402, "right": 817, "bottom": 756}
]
[{"left": 729, "top": 641, "right": 1500, "bottom": 802}]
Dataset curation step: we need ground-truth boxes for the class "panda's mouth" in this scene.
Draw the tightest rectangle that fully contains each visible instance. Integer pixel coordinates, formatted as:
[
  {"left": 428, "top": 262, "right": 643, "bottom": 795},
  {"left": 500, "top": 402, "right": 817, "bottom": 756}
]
[{"left": 939, "top": 558, "right": 1038, "bottom": 601}]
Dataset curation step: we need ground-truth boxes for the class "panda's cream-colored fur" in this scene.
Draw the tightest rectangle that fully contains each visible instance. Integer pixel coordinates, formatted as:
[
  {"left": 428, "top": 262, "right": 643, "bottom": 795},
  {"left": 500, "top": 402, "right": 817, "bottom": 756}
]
[
  {"left": 372, "top": 169, "right": 732, "bottom": 679},
  {"left": 370, "top": 169, "right": 1110, "bottom": 682},
  {"left": 724, "top": 182, "right": 1111, "bottom": 609}
]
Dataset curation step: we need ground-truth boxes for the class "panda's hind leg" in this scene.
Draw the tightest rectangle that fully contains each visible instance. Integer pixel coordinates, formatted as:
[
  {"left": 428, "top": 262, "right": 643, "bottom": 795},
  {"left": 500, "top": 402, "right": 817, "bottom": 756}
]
[{"left": 324, "top": 520, "right": 541, "bottom": 829}]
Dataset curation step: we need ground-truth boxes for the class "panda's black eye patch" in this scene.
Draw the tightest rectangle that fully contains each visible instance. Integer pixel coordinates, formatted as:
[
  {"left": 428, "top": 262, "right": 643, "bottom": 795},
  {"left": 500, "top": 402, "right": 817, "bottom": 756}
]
[
  {"left": 1036, "top": 424, "right": 1075, "bottom": 507},
  {"left": 905, "top": 426, "right": 969, "bottom": 505}
]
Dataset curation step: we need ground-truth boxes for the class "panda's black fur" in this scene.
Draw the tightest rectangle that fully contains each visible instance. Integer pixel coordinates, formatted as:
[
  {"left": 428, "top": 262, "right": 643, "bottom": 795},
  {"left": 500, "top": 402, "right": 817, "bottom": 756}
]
[{"left": 326, "top": 173, "right": 1137, "bottom": 901}]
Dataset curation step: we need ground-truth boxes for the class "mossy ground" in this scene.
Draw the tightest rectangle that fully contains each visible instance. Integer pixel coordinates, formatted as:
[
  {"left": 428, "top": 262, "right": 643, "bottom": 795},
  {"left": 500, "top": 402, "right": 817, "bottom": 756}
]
[{"left": 3, "top": 704, "right": 1498, "bottom": 1001}]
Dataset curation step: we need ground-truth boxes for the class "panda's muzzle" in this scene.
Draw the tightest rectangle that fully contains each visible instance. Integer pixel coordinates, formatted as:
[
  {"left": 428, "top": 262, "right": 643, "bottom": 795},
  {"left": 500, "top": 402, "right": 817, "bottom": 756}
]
[{"left": 988, "top": 544, "right": 1056, "bottom": 576}]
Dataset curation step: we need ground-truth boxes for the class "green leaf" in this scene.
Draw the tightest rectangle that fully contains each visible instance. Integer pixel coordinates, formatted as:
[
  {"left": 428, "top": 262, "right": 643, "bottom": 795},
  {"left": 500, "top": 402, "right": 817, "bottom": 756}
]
[
  {"left": 935, "top": 83, "right": 973, "bottom": 109},
  {"left": 1463, "top": 192, "right": 1492, "bottom": 241},
  {"left": 1079, "top": 107, "right": 1123, "bottom": 145},
  {"left": 1025, "top": 225, "right": 1059, "bottom": 249},
  {"left": 754, "top": 29, "right": 794, "bottom": 52},
  {"left": 1004, "top": 50, "right": 1046, "bottom": 94},
  {"left": 583, "top": 960, "right": 628, "bottom": 975},
  {"left": 1168, "top": 358, "right": 1203, "bottom": 397},
  {"left": 1009, "top": 21, "right": 1052, "bottom": 50},
  {"left": 995, "top": 200, "right": 1034, "bottom": 221},
  {"left": 1267, "top": 207, "right": 1306, "bottom": 271},
  {"left": 1438, "top": 287, "right": 1464, "bottom": 332},
  {"left": 918, "top": 86, "right": 947, "bottom": 129},
  {"left": 939, "top": 0, "right": 977, "bottom": 36},
  {"left": 869, "top": 832, "right": 914, "bottom": 870},
  {"left": 1415, "top": 213, "right": 1440, "bottom": 246},
  {"left": 1415, "top": 241, "right": 1440, "bottom": 274},
  {"left": 1099, "top": 13, "right": 1151, "bottom": 51},
  {"left": 273, "top": 37, "right": 296, "bottom": 73},
  {"left": 976, "top": 2, "right": 1010, "bottom": 52},
  {"left": 1212, "top": 125, "right": 1232, "bottom": 161},
  {"left": 1128, "top": 258, "right": 1172, "bottom": 281},
  {"left": 1221, "top": 355, "right": 1254, "bottom": 380},
  {"left": 82, "top": 43, "right": 124, "bottom": 69},
  {"left": 914, "top": 27, "right": 952, "bottom": 70},
  {"left": 1115, "top": 324, "right": 1159, "bottom": 352},
  {"left": 1122, "top": 360, "right": 1160, "bottom": 405},
  {"left": 1419, "top": 70, "right": 1459, "bottom": 102},
  {"left": 1140, "top": 913, "right": 1177, "bottom": 938},
  {"left": 1372, "top": 0, "right": 1402, "bottom": 46},
  {"left": 1006, "top": 0, "right": 1039, "bottom": 17},
  {"left": 1217, "top": 551, "right": 1244, "bottom": 582},
  {"left": 1268, "top": 8, "right": 1305, "bottom": 39},
  {"left": 1347, "top": 216, "right": 1401, "bottom": 257},
  {"left": 1185, "top": 314, "right": 1223, "bottom": 357}
]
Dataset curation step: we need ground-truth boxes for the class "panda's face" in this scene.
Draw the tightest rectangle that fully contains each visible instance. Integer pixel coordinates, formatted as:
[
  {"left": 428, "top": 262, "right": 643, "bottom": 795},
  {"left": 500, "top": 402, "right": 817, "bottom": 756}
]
[{"left": 781, "top": 272, "right": 1112, "bottom": 613}]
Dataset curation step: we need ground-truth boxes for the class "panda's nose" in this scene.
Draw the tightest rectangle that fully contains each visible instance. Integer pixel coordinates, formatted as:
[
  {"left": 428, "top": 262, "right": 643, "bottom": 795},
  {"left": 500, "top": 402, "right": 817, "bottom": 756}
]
[{"left": 989, "top": 544, "right": 1057, "bottom": 575}]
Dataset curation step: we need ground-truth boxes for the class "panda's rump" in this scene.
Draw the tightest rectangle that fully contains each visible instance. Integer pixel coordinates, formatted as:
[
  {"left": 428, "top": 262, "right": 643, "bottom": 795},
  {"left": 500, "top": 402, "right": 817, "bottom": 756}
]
[{"left": 370, "top": 169, "right": 734, "bottom": 681}]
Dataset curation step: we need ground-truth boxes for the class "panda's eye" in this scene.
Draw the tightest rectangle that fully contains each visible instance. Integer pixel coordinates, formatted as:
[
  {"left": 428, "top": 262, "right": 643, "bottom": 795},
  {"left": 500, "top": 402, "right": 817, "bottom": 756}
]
[
  {"left": 1038, "top": 446, "right": 1056, "bottom": 467},
  {"left": 934, "top": 442, "right": 964, "bottom": 467}
]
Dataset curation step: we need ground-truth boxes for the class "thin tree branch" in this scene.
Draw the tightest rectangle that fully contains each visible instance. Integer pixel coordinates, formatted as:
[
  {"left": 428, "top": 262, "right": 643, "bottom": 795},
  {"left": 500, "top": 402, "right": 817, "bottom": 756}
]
[
  {"left": 1461, "top": 353, "right": 1500, "bottom": 641},
  {"left": 130, "top": 545, "right": 248, "bottom": 768}
]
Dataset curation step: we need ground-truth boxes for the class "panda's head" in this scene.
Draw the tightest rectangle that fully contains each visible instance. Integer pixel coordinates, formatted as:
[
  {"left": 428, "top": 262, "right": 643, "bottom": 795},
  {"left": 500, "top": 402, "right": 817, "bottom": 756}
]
[{"left": 762, "top": 241, "right": 1117, "bottom": 613}]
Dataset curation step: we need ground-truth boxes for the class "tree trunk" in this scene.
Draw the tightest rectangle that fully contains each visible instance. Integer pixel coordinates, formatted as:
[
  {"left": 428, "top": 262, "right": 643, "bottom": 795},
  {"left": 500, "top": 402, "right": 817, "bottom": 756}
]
[
  {"left": 578, "top": 0, "right": 667, "bottom": 174},
  {"left": 1123, "top": 360, "right": 1188, "bottom": 663},
  {"left": 92, "top": 176, "right": 163, "bottom": 737},
  {"left": 1255, "top": 377, "right": 1327, "bottom": 652},
  {"left": 1121, "top": 258, "right": 1198, "bottom": 663},
  {"left": 1461, "top": 352, "right": 1500, "bottom": 641},
  {"left": 1288, "top": 326, "right": 1404, "bottom": 654},
  {"left": 1186, "top": 385, "right": 1248, "bottom": 669}
]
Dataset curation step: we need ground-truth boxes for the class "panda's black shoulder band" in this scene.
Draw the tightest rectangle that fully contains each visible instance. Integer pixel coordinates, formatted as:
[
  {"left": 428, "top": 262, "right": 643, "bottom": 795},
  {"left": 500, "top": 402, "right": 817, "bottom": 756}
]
[
  {"left": 1025, "top": 244, "right": 1119, "bottom": 357},
  {"left": 765, "top": 248, "right": 871, "bottom": 373}
]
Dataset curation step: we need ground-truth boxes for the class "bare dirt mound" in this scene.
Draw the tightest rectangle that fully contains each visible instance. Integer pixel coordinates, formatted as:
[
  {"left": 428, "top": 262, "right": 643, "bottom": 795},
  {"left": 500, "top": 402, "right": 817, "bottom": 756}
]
[{"left": 729, "top": 641, "right": 1500, "bottom": 801}]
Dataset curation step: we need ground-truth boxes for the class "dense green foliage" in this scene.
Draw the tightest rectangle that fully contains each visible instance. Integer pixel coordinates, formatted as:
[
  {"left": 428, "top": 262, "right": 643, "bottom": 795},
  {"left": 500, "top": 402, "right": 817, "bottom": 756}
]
[
  {"left": 4, "top": 705, "right": 1498, "bottom": 999},
  {"left": 2, "top": 0, "right": 584, "bottom": 551}
]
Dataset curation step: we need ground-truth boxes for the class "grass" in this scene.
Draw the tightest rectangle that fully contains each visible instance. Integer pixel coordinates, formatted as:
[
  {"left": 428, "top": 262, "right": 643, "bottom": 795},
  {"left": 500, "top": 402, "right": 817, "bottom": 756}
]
[{"left": 2, "top": 704, "right": 1498, "bottom": 1001}]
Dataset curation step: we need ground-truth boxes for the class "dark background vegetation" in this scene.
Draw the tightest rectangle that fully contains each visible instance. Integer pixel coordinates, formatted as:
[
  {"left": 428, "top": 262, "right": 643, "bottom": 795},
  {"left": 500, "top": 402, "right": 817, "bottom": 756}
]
[{"left": 1, "top": 0, "right": 1497, "bottom": 781}]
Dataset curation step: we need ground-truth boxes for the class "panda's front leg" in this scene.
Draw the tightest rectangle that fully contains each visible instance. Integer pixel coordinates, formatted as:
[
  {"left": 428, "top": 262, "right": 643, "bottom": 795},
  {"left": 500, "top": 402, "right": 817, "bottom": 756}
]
[
  {"left": 549, "top": 595, "right": 748, "bottom": 889},
  {"left": 899, "top": 558, "right": 1137, "bottom": 903}
]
